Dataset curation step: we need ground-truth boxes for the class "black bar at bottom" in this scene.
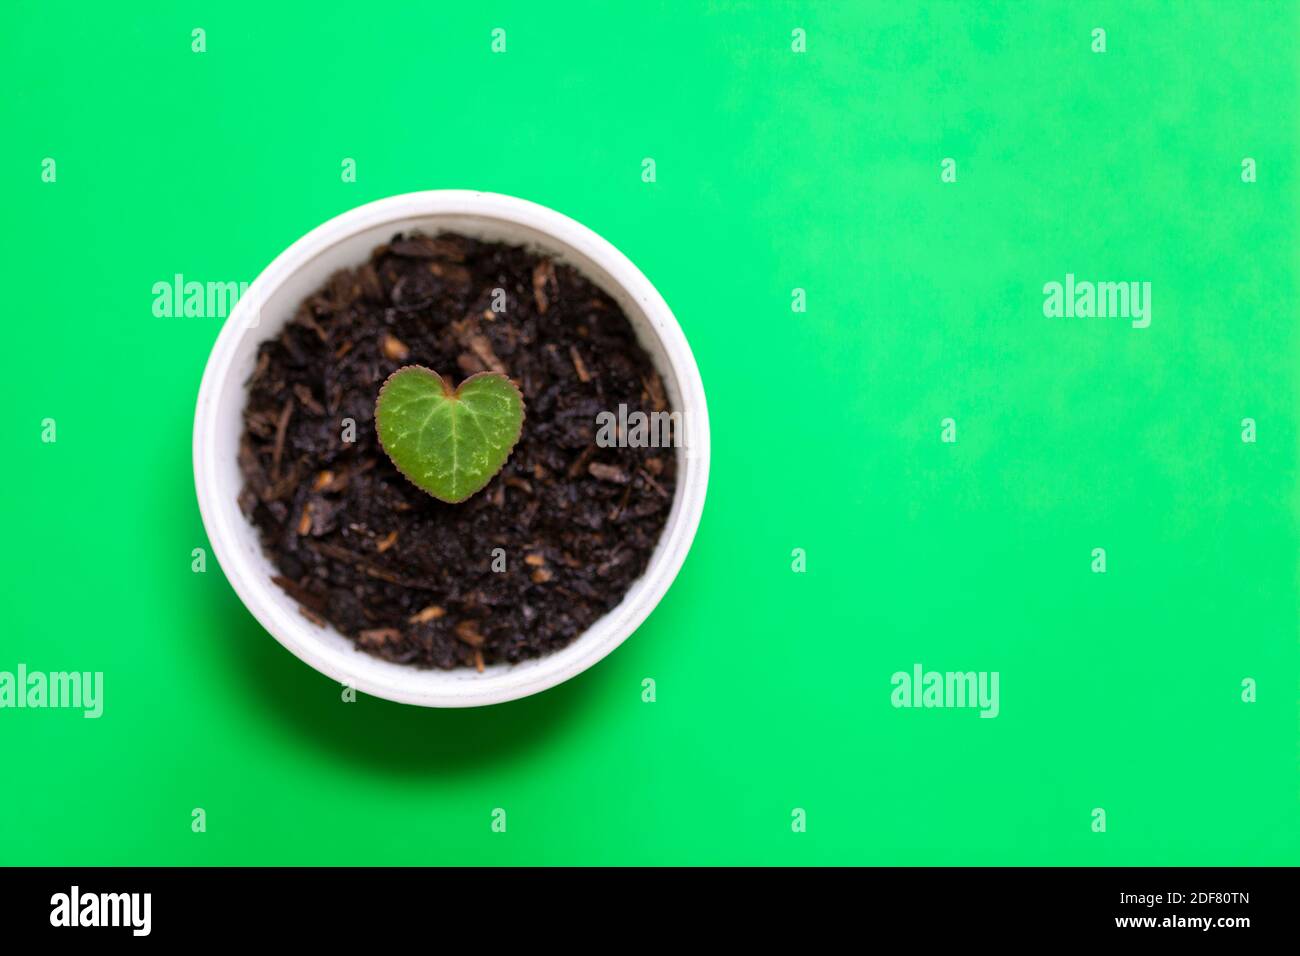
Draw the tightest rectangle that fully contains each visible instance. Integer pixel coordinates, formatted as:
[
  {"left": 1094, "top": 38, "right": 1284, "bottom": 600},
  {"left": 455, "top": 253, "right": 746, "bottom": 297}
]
[{"left": 0, "top": 866, "right": 1285, "bottom": 941}]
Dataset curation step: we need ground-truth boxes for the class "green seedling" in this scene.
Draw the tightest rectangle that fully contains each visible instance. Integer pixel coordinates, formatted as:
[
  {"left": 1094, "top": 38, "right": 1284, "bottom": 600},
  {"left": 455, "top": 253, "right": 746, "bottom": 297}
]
[{"left": 375, "top": 366, "right": 525, "bottom": 504}]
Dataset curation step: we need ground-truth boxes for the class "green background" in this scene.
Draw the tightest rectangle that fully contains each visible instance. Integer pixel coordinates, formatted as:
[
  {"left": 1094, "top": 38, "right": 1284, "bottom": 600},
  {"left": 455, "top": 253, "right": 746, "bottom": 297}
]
[{"left": 2, "top": 1, "right": 1297, "bottom": 865}]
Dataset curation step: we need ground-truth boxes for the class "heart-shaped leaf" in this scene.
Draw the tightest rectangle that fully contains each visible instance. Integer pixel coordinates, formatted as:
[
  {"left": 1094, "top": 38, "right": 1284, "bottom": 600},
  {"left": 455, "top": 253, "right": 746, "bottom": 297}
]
[{"left": 375, "top": 366, "right": 525, "bottom": 504}]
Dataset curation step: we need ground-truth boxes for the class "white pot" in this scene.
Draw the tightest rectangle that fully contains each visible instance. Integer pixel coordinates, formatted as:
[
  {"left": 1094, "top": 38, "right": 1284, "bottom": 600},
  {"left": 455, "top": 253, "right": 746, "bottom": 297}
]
[{"left": 192, "top": 191, "right": 709, "bottom": 707}]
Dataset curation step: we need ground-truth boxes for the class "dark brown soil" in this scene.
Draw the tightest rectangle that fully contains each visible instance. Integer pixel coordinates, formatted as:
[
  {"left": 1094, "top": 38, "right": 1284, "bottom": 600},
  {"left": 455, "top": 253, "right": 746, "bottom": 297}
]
[{"left": 237, "top": 231, "right": 677, "bottom": 670}]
